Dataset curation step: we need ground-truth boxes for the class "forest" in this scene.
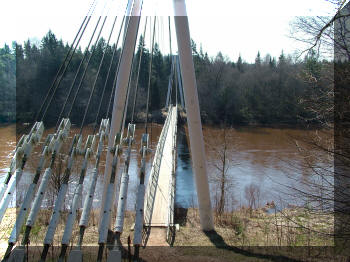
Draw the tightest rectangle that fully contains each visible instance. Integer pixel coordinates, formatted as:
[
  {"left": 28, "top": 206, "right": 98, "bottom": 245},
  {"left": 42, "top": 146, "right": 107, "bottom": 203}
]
[
  {"left": 0, "top": 30, "right": 330, "bottom": 127},
  {"left": 1, "top": 5, "right": 350, "bottom": 258}
]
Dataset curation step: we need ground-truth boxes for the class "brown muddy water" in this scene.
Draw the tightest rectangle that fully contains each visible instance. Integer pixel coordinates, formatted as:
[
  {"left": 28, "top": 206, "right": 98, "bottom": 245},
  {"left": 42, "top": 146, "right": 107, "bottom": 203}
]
[{"left": 0, "top": 123, "right": 333, "bottom": 212}]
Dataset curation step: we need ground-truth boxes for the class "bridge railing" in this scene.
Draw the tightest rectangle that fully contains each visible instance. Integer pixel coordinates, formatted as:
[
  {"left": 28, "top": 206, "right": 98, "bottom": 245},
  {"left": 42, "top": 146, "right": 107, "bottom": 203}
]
[
  {"left": 166, "top": 106, "right": 177, "bottom": 245},
  {"left": 144, "top": 106, "right": 174, "bottom": 227}
]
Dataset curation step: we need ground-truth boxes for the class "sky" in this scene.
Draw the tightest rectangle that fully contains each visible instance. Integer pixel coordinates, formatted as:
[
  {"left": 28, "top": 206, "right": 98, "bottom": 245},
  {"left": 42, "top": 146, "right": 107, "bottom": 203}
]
[{"left": 0, "top": 0, "right": 338, "bottom": 63}]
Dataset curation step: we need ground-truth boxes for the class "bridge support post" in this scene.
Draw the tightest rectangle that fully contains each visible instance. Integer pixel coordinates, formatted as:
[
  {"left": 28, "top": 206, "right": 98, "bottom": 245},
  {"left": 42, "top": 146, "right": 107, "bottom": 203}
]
[
  {"left": 173, "top": 0, "right": 214, "bottom": 231},
  {"left": 100, "top": 0, "right": 143, "bottom": 225}
]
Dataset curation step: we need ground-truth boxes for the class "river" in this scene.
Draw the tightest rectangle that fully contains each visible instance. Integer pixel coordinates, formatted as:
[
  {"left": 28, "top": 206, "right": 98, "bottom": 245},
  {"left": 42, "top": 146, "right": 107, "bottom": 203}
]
[{"left": 0, "top": 123, "right": 332, "bottom": 212}]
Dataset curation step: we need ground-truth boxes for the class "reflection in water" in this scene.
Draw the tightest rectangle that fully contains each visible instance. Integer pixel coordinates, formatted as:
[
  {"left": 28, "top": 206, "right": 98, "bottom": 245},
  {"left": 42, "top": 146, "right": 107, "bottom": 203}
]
[
  {"left": 0, "top": 124, "right": 332, "bottom": 211},
  {"left": 203, "top": 126, "right": 332, "bottom": 210},
  {"left": 175, "top": 126, "right": 197, "bottom": 208},
  {"left": 0, "top": 125, "right": 15, "bottom": 176},
  {"left": 0, "top": 125, "right": 17, "bottom": 207}
]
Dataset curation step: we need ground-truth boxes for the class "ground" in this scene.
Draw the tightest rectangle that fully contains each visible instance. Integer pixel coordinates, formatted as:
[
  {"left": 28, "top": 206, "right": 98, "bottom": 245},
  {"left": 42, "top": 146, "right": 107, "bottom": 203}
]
[{"left": 0, "top": 207, "right": 344, "bottom": 261}]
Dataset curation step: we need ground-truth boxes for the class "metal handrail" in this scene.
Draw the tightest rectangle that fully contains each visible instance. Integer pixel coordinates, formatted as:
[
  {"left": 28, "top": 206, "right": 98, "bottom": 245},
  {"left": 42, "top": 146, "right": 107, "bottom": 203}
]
[
  {"left": 144, "top": 106, "right": 174, "bottom": 225},
  {"left": 166, "top": 106, "right": 177, "bottom": 244}
]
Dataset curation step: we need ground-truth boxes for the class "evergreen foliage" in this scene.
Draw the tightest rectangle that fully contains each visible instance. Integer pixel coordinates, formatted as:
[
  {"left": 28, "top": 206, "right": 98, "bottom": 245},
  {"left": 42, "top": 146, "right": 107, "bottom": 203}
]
[{"left": 0, "top": 31, "right": 330, "bottom": 126}]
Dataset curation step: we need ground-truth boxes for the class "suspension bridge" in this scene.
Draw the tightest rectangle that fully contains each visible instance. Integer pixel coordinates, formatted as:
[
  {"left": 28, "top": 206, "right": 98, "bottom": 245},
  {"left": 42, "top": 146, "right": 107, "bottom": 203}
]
[{"left": 0, "top": 0, "right": 213, "bottom": 261}]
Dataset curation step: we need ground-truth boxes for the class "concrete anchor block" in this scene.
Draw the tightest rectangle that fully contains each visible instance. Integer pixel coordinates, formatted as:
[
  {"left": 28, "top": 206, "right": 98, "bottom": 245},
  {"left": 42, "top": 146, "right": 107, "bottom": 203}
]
[
  {"left": 8, "top": 248, "right": 25, "bottom": 262},
  {"left": 67, "top": 250, "right": 83, "bottom": 262},
  {"left": 106, "top": 250, "right": 122, "bottom": 262}
]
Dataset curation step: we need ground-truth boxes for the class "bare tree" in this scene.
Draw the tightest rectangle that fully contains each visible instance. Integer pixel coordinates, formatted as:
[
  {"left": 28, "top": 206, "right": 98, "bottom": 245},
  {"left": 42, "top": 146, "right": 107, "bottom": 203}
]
[
  {"left": 244, "top": 183, "right": 261, "bottom": 216},
  {"left": 207, "top": 126, "right": 236, "bottom": 215},
  {"left": 47, "top": 153, "right": 65, "bottom": 208},
  {"left": 290, "top": 0, "right": 349, "bottom": 58},
  {"left": 288, "top": 1, "right": 350, "bottom": 247}
]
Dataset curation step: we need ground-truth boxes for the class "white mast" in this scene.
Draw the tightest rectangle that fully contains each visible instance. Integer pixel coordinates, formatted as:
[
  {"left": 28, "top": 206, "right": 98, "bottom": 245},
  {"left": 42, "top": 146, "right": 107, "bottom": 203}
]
[
  {"left": 173, "top": 0, "right": 214, "bottom": 230},
  {"left": 100, "top": 0, "right": 143, "bottom": 225}
]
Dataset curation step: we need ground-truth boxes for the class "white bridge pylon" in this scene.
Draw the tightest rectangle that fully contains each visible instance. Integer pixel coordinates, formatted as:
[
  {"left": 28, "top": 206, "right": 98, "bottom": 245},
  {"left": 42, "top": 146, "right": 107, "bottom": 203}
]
[
  {"left": 0, "top": 1, "right": 214, "bottom": 261},
  {"left": 101, "top": 0, "right": 214, "bottom": 231}
]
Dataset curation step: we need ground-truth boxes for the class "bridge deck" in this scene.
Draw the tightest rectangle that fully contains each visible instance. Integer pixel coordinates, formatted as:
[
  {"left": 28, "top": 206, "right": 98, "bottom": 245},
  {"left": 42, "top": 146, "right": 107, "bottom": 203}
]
[{"left": 144, "top": 106, "right": 177, "bottom": 227}]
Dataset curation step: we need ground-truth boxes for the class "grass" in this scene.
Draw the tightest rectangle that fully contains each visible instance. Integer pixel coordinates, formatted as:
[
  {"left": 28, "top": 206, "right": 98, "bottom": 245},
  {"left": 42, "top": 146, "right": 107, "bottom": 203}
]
[
  {"left": 0, "top": 206, "right": 343, "bottom": 261},
  {"left": 174, "top": 207, "right": 333, "bottom": 247}
]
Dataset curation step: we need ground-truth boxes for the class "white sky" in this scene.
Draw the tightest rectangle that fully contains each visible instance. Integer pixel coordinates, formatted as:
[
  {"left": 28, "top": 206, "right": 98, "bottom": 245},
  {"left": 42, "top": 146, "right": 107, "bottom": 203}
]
[{"left": 0, "top": 0, "right": 337, "bottom": 62}]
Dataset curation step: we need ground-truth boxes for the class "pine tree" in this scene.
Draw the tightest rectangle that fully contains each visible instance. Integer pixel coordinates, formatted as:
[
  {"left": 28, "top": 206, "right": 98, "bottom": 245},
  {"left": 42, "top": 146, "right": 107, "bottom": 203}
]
[
  {"left": 237, "top": 54, "right": 243, "bottom": 72},
  {"left": 269, "top": 57, "right": 276, "bottom": 68},
  {"left": 255, "top": 51, "right": 261, "bottom": 67}
]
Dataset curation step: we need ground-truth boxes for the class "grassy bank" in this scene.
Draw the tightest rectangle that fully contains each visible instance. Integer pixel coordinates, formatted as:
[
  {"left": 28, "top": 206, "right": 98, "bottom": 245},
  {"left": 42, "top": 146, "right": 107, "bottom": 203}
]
[
  {"left": 0, "top": 207, "right": 341, "bottom": 261},
  {"left": 175, "top": 207, "right": 333, "bottom": 247}
]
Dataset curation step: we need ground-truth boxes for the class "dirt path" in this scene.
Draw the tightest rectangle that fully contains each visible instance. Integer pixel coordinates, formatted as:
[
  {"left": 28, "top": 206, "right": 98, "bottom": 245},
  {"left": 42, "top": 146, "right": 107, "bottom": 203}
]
[{"left": 146, "top": 227, "right": 168, "bottom": 246}]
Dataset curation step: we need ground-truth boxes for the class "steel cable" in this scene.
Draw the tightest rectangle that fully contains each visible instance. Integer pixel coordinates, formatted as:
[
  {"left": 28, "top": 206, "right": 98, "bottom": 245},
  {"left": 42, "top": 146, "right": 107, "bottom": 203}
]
[
  {"left": 54, "top": 15, "right": 103, "bottom": 129},
  {"left": 54, "top": 0, "right": 110, "bottom": 128},
  {"left": 105, "top": 3, "right": 138, "bottom": 119},
  {"left": 120, "top": 6, "right": 145, "bottom": 138},
  {"left": 79, "top": 15, "right": 118, "bottom": 135},
  {"left": 145, "top": 16, "right": 157, "bottom": 134},
  {"left": 131, "top": 16, "right": 148, "bottom": 123},
  {"left": 92, "top": 15, "right": 126, "bottom": 134},
  {"left": 167, "top": 16, "right": 174, "bottom": 108},
  {"left": 40, "top": 3, "right": 99, "bottom": 123},
  {"left": 66, "top": 15, "right": 108, "bottom": 119},
  {"left": 36, "top": 0, "right": 98, "bottom": 122}
]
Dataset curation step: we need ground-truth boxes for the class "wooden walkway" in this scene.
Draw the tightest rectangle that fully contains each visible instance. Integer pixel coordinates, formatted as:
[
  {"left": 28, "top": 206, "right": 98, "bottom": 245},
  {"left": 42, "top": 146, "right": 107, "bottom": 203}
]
[{"left": 144, "top": 106, "right": 177, "bottom": 228}]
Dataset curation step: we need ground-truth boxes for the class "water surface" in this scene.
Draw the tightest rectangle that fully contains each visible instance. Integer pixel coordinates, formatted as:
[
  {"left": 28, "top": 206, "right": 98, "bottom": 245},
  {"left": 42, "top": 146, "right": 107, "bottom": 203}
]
[{"left": 0, "top": 123, "right": 332, "bottom": 211}]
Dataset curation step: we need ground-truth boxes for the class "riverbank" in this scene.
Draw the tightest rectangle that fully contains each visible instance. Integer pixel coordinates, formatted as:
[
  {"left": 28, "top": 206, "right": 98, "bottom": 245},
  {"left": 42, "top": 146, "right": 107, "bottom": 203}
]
[
  {"left": 0, "top": 206, "right": 337, "bottom": 261},
  {"left": 0, "top": 105, "right": 333, "bottom": 131}
]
